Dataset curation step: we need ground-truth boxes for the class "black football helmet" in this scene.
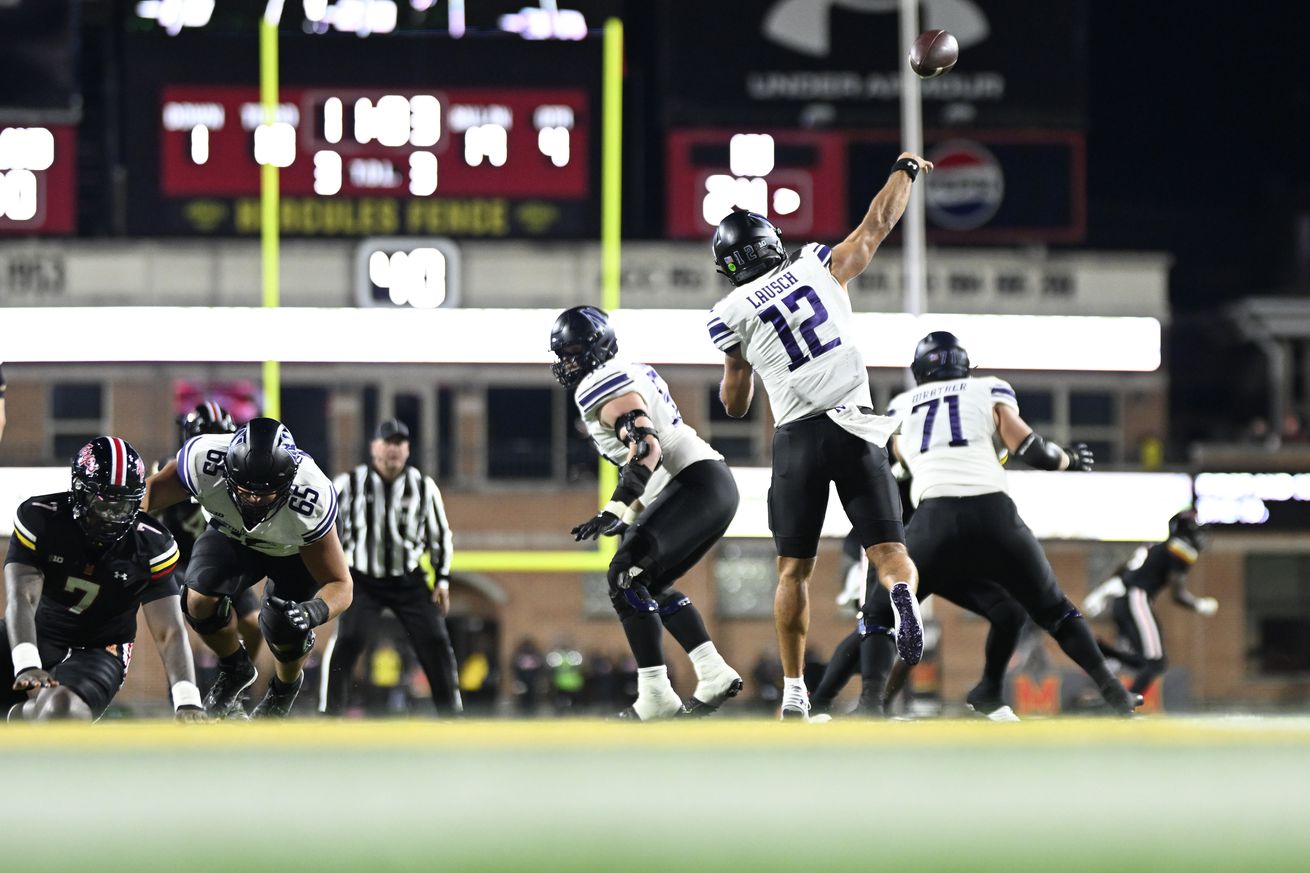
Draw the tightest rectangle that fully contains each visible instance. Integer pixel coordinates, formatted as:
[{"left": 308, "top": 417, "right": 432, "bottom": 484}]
[
  {"left": 550, "top": 306, "right": 619, "bottom": 389},
  {"left": 1168, "top": 509, "right": 1205, "bottom": 547},
  {"left": 911, "top": 331, "right": 972, "bottom": 385},
  {"left": 711, "top": 210, "right": 788, "bottom": 286},
  {"left": 179, "top": 400, "right": 236, "bottom": 445},
  {"left": 70, "top": 436, "right": 148, "bottom": 548},
  {"left": 224, "top": 418, "right": 302, "bottom": 530}
]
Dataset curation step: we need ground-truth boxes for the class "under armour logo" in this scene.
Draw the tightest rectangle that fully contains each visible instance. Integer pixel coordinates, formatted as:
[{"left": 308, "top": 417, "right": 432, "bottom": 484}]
[{"left": 114, "top": 571, "right": 128, "bottom": 581}]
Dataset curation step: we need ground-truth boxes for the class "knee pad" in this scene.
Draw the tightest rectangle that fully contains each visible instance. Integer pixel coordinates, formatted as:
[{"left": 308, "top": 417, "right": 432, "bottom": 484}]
[
  {"left": 180, "top": 586, "right": 233, "bottom": 636},
  {"left": 1036, "top": 598, "right": 1081, "bottom": 634},
  {"left": 608, "top": 568, "right": 657, "bottom": 622},
  {"left": 654, "top": 589, "right": 691, "bottom": 618}
]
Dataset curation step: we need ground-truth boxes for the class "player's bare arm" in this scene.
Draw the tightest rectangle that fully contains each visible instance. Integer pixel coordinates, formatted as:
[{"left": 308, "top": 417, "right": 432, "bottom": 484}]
[
  {"left": 829, "top": 151, "right": 932, "bottom": 287},
  {"left": 4, "top": 562, "right": 57, "bottom": 691},
  {"left": 719, "top": 346, "right": 755, "bottom": 418},
  {"left": 994, "top": 404, "right": 1093, "bottom": 472},
  {"left": 143, "top": 459, "right": 191, "bottom": 512},
  {"left": 598, "top": 392, "right": 663, "bottom": 472},
  {"left": 298, "top": 526, "right": 354, "bottom": 620},
  {"left": 141, "top": 595, "right": 206, "bottom": 722}
]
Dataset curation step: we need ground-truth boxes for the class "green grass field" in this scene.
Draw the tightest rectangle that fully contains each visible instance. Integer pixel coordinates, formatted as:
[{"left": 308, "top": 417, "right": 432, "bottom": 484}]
[{"left": 4, "top": 716, "right": 1310, "bottom": 872}]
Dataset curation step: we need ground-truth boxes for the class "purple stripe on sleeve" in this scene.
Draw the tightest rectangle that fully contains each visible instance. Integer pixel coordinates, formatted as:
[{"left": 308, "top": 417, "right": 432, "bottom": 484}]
[
  {"left": 578, "top": 373, "right": 632, "bottom": 409},
  {"left": 175, "top": 437, "right": 201, "bottom": 497}
]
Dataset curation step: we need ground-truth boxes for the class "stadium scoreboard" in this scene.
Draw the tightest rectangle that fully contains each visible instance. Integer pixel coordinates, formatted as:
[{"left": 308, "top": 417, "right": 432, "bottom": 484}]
[{"left": 123, "top": 23, "right": 603, "bottom": 238}]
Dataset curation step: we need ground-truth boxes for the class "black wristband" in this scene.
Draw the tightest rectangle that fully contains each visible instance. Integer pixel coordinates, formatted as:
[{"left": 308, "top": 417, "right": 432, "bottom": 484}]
[
  {"left": 301, "top": 598, "right": 331, "bottom": 628},
  {"left": 891, "top": 158, "right": 921, "bottom": 181}
]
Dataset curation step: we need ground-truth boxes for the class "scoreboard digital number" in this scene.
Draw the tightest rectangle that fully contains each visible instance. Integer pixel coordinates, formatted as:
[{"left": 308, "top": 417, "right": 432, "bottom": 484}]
[
  {"left": 0, "top": 124, "right": 76, "bottom": 235},
  {"left": 151, "top": 85, "right": 591, "bottom": 238}
]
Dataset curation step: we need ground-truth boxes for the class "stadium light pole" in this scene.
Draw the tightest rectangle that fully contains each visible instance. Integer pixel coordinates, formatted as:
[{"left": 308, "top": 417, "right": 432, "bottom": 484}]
[
  {"left": 260, "top": 1, "right": 284, "bottom": 419},
  {"left": 899, "top": 0, "right": 927, "bottom": 385}
]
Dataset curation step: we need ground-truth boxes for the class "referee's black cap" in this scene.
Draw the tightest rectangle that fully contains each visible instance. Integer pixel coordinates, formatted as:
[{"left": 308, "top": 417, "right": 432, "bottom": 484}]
[{"left": 376, "top": 418, "right": 410, "bottom": 442}]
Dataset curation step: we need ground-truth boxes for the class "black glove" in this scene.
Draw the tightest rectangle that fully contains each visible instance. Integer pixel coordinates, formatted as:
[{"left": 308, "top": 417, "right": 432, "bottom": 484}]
[
  {"left": 571, "top": 510, "right": 625, "bottom": 541},
  {"left": 1066, "top": 442, "right": 1094, "bottom": 472},
  {"left": 267, "top": 595, "right": 330, "bottom": 632}
]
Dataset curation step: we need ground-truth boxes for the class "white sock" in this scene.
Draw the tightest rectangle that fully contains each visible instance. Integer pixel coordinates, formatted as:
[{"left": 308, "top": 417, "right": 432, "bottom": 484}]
[
  {"left": 688, "top": 641, "right": 728, "bottom": 680},
  {"left": 633, "top": 666, "right": 677, "bottom": 720},
  {"left": 782, "top": 677, "right": 809, "bottom": 707}
]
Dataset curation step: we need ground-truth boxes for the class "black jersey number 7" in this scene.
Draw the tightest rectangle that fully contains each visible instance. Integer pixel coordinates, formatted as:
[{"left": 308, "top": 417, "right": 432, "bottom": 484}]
[{"left": 912, "top": 396, "right": 970, "bottom": 452}]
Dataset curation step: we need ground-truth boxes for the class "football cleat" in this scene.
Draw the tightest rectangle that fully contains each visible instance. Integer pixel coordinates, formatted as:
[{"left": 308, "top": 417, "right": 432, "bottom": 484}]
[
  {"left": 681, "top": 667, "right": 744, "bottom": 718},
  {"left": 203, "top": 658, "right": 258, "bottom": 719},
  {"left": 251, "top": 673, "right": 304, "bottom": 719},
  {"left": 965, "top": 683, "right": 1019, "bottom": 722},
  {"left": 890, "top": 583, "right": 924, "bottom": 665},
  {"left": 1098, "top": 679, "right": 1144, "bottom": 716},
  {"left": 779, "top": 687, "right": 812, "bottom": 722}
]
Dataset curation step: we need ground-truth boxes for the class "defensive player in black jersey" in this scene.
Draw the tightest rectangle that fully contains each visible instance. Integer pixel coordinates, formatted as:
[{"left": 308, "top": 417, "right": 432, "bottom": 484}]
[
  {"left": 155, "top": 402, "right": 264, "bottom": 661},
  {"left": 1084, "top": 509, "right": 1214, "bottom": 698},
  {"left": 4, "top": 437, "right": 204, "bottom": 722}
]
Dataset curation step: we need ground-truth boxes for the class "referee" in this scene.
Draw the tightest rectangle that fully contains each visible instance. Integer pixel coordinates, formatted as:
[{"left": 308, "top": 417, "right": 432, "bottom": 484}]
[
  {"left": 319, "top": 418, "right": 462, "bottom": 716},
  {"left": 0, "top": 361, "right": 7, "bottom": 444}
]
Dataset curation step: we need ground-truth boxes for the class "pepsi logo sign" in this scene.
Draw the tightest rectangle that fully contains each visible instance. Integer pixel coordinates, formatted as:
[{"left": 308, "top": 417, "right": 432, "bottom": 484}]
[{"left": 925, "top": 140, "right": 1004, "bottom": 231}]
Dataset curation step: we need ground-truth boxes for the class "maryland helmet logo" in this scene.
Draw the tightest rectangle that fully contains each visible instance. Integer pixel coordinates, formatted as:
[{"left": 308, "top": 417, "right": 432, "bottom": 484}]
[{"left": 76, "top": 443, "right": 99, "bottom": 476}]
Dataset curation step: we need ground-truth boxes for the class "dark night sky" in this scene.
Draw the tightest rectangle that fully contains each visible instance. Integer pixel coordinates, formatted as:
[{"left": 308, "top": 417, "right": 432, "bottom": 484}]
[
  {"left": 1083, "top": 7, "right": 1310, "bottom": 444},
  {"left": 1086, "top": 7, "right": 1310, "bottom": 305}
]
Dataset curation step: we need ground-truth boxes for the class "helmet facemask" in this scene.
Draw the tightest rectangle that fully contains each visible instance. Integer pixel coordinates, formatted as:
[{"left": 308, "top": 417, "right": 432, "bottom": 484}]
[
  {"left": 226, "top": 481, "right": 294, "bottom": 530},
  {"left": 549, "top": 307, "right": 618, "bottom": 389},
  {"left": 223, "top": 419, "right": 301, "bottom": 530}
]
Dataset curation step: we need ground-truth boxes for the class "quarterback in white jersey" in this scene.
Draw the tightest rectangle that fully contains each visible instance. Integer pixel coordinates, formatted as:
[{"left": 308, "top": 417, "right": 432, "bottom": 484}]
[
  {"left": 708, "top": 152, "right": 932, "bottom": 720},
  {"left": 146, "top": 418, "right": 353, "bottom": 719},
  {"left": 861, "top": 331, "right": 1141, "bottom": 718},
  {"left": 552, "top": 306, "right": 743, "bottom": 721}
]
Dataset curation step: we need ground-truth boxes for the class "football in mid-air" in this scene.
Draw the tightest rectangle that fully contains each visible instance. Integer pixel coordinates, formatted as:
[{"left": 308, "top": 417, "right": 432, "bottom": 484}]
[{"left": 908, "top": 29, "right": 958, "bottom": 79}]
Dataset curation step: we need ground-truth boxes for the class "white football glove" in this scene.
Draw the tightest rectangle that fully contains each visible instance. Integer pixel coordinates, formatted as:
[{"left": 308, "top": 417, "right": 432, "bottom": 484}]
[{"left": 1196, "top": 597, "right": 1219, "bottom": 617}]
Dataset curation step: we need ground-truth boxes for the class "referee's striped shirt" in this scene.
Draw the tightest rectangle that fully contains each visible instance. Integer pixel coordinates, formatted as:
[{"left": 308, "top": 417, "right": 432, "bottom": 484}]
[{"left": 333, "top": 465, "right": 453, "bottom": 581}]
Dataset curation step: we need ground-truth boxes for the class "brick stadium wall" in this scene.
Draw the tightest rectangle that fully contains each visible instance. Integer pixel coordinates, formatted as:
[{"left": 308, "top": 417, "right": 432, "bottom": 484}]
[{"left": 0, "top": 527, "right": 1293, "bottom": 714}]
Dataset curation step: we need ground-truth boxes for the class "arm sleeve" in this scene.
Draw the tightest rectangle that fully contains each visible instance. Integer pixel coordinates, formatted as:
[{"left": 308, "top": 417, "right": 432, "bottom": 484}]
[
  {"left": 1165, "top": 537, "right": 1199, "bottom": 569},
  {"left": 144, "top": 534, "right": 182, "bottom": 600},
  {"left": 423, "top": 476, "right": 453, "bottom": 580},
  {"left": 804, "top": 242, "right": 833, "bottom": 268},
  {"left": 988, "top": 378, "right": 1020, "bottom": 413},
  {"left": 174, "top": 437, "right": 204, "bottom": 497},
  {"left": 576, "top": 372, "right": 636, "bottom": 415},
  {"left": 6, "top": 501, "right": 44, "bottom": 565},
  {"left": 300, "top": 466, "right": 340, "bottom": 545},
  {"left": 707, "top": 308, "right": 743, "bottom": 354}
]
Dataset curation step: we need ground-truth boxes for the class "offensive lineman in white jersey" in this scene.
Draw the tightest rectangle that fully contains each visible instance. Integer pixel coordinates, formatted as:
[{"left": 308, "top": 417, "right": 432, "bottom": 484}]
[
  {"left": 708, "top": 152, "right": 931, "bottom": 720},
  {"left": 145, "top": 418, "right": 353, "bottom": 718},
  {"left": 553, "top": 306, "right": 743, "bottom": 720},
  {"left": 860, "top": 332, "right": 1141, "bottom": 717}
]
